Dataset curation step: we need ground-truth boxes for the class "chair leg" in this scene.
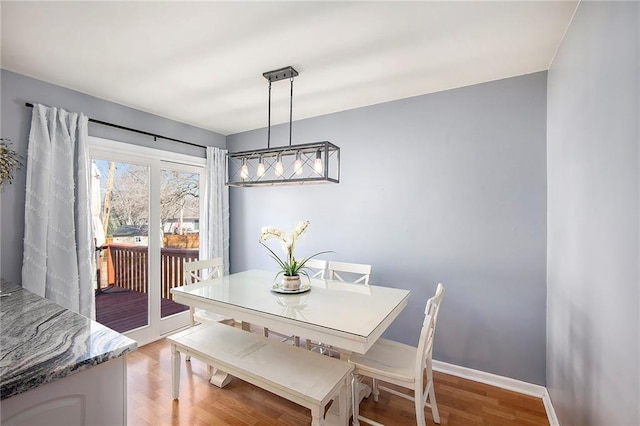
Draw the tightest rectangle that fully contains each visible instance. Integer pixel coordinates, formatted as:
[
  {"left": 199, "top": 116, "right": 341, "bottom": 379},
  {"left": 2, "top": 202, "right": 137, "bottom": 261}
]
[
  {"left": 428, "top": 380, "right": 440, "bottom": 424},
  {"left": 425, "top": 365, "right": 440, "bottom": 424},
  {"left": 414, "top": 382, "right": 427, "bottom": 426},
  {"left": 372, "top": 378, "right": 379, "bottom": 402},
  {"left": 294, "top": 336, "right": 300, "bottom": 347}
]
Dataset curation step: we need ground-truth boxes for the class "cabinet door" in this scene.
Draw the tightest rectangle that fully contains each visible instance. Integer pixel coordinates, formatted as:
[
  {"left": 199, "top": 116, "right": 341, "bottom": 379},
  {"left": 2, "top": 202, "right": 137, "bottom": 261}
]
[
  {"left": 2, "top": 396, "right": 85, "bottom": 426},
  {"left": 1, "top": 357, "right": 127, "bottom": 426}
]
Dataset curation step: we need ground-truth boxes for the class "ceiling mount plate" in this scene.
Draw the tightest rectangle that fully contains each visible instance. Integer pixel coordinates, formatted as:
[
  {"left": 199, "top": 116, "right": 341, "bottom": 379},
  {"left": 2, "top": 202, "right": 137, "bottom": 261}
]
[{"left": 263, "top": 66, "right": 299, "bottom": 82}]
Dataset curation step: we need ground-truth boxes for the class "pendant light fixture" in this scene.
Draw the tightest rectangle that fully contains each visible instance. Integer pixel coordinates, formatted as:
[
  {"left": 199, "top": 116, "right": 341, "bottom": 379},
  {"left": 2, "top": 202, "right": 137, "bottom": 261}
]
[{"left": 226, "top": 66, "right": 340, "bottom": 187}]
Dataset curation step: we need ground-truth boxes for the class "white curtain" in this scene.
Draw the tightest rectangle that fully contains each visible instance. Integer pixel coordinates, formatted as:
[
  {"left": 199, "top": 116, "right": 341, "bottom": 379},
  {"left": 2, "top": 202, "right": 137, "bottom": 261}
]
[
  {"left": 22, "top": 104, "right": 95, "bottom": 319},
  {"left": 204, "top": 147, "right": 230, "bottom": 274}
]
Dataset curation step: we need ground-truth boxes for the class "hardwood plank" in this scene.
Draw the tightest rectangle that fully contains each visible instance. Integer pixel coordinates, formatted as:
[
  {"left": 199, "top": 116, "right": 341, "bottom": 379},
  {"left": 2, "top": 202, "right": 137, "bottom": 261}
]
[{"left": 128, "top": 338, "right": 549, "bottom": 425}]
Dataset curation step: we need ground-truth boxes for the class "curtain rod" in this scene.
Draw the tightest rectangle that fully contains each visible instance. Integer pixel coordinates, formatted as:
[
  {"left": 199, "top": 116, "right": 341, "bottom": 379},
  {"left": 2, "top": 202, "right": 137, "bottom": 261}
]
[{"left": 25, "top": 102, "right": 206, "bottom": 149}]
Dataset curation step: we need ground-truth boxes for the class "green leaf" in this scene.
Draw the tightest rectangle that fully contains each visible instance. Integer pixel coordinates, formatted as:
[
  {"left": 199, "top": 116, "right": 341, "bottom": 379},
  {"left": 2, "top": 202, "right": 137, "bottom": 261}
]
[{"left": 259, "top": 241, "right": 288, "bottom": 271}]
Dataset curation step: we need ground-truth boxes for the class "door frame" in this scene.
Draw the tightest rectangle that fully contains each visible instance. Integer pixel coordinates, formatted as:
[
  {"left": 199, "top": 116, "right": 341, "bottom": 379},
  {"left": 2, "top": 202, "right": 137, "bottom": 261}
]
[{"left": 89, "top": 137, "right": 206, "bottom": 345}]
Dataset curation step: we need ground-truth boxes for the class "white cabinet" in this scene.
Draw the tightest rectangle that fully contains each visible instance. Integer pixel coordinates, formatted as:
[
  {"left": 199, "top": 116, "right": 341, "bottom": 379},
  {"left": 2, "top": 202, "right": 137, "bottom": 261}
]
[{"left": 1, "top": 356, "right": 128, "bottom": 426}]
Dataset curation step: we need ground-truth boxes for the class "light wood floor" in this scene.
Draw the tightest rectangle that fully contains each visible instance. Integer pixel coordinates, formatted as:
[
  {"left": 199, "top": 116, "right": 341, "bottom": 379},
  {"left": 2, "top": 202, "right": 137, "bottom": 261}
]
[{"left": 127, "top": 338, "right": 549, "bottom": 426}]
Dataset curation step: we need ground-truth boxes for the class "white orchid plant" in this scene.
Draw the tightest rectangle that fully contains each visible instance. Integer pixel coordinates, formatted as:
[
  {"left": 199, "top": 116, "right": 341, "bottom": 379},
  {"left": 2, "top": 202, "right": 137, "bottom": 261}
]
[{"left": 259, "top": 220, "right": 329, "bottom": 278}]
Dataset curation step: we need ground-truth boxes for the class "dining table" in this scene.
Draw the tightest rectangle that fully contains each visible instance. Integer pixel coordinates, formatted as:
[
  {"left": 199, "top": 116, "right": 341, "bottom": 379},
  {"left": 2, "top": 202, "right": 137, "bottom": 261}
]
[
  {"left": 171, "top": 269, "right": 410, "bottom": 354},
  {"left": 170, "top": 269, "right": 410, "bottom": 423}
]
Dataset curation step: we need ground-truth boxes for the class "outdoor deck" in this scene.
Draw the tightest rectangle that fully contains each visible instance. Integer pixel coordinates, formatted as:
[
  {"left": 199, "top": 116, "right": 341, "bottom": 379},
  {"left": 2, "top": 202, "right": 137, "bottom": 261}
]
[
  {"left": 95, "top": 243, "right": 197, "bottom": 333},
  {"left": 95, "top": 286, "right": 188, "bottom": 333}
]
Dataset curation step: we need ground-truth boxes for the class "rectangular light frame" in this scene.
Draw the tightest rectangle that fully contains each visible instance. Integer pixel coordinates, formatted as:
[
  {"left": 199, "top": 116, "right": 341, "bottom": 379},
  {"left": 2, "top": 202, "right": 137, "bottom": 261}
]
[{"left": 226, "top": 141, "right": 340, "bottom": 187}]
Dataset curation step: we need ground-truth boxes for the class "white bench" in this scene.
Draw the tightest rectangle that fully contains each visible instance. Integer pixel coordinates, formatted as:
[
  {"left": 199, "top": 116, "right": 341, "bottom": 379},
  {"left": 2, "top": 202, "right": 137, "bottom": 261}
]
[{"left": 167, "top": 322, "right": 354, "bottom": 426}]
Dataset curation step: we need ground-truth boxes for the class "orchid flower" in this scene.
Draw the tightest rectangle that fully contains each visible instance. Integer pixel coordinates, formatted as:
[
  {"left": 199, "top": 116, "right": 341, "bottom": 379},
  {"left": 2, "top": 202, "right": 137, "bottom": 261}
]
[{"left": 258, "top": 220, "right": 330, "bottom": 278}]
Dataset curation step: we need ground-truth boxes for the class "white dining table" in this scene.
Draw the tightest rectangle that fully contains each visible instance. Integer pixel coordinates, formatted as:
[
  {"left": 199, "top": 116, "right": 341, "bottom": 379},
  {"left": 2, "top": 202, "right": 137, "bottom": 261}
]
[{"left": 171, "top": 269, "right": 411, "bottom": 356}]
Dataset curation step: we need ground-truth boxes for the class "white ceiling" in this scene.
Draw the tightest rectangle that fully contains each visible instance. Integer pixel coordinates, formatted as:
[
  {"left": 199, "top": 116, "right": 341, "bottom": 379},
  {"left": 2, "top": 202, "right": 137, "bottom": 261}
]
[{"left": 1, "top": 1, "right": 577, "bottom": 136}]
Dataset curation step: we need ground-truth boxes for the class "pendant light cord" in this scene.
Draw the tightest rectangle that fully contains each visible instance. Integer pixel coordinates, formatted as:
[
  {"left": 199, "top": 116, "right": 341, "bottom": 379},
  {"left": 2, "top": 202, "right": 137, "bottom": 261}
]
[
  {"left": 263, "top": 66, "right": 296, "bottom": 149},
  {"left": 267, "top": 80, "right": 272, "bottom": 149},
  {"left": 289, "top": 76, "right": 294, "bottom": 147}
]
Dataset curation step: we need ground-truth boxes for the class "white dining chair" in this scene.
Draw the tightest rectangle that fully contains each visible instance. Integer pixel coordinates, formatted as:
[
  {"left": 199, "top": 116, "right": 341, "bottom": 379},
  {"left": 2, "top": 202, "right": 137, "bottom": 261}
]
[
  {"left": 264, "top": 258, "right": 328, "bottom": 346},
  {"left": 182, "top": 258, "right": 235, "bottom": 375},
  {"left": 182, "top": 258, "right": 237, "bottom": 387},
  {"left": 183, "top": 258, "right": 235, "bottom": 327},
  {"left": 327, "top": 260, "right": 371, "bottom": 285},
  {"left": 349, "top": 283, "right": 445, "bottom": 426},
  {"left": 303, "top": 258, "right": 328, "bottom": 279},
  {"left": 306, "top": 260, "right": 372, "bottom": 353}
]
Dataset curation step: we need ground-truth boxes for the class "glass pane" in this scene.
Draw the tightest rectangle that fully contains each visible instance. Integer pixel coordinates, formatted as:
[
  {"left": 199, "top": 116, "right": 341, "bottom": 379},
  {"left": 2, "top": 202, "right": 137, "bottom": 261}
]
[
  {"left": 93, "top": 160, "right": 150, "bottom": 333},
  {"left": 160, "top": 169, "right": 200, "bottom": 318}
]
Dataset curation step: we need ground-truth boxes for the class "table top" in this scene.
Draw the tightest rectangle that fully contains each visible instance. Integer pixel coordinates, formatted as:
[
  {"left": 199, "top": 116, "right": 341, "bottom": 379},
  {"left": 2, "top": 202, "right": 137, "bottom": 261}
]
[
  {"left": 171, "top": 269, "right": 410, "bottom": 354},
  {"left": 0, "top": 280, "right": 137, "bottom": 400}
]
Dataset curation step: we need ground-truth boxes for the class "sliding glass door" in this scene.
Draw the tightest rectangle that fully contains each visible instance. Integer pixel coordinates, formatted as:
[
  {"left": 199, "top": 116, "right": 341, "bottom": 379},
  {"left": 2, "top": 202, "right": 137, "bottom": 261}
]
[
  {"left": 93, "top": 159, "right": 150, "bottom": 334},
  {"left": 90, "top": 137, "right": 205, "bottom": 345},
  {"left": 158, "top": 166, "right": 202, "bottom": 335}
]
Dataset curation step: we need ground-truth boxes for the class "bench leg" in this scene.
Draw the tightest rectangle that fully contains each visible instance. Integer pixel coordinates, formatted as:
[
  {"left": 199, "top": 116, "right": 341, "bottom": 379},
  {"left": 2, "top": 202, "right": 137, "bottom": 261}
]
[
  {"left": 171, "top": 344, "right": 180, "bottom": 399},
  {"left": 338, "top": 376, "right": 349, "bottom": 426},
  {"left": 310, "top": 406, "right": 325, "bottom": 426},
  {"left": 323, "top": 380, "right": 349, "bottom": 426}
]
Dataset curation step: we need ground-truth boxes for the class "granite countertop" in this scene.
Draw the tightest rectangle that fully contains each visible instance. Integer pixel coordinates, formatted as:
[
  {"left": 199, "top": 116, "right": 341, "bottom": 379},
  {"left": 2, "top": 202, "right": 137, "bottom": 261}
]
[{"left": 0, "top": 280, "right": 137, "bottom": 400}]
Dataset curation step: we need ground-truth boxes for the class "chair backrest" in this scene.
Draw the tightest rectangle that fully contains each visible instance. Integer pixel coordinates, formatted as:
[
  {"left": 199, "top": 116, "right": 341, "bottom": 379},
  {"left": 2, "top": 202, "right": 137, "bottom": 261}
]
[
  {"left": 303, "top": 258, "right": 327, "bottom": 279},
  {"left": 327, "top": 261, "right": 372, "bottom": 285},
  {"left": 415, "top": 283, "right": 445, "bottom": 377},
  {"left": 183, "top": 258, "right": 223, "bottom": 285}
]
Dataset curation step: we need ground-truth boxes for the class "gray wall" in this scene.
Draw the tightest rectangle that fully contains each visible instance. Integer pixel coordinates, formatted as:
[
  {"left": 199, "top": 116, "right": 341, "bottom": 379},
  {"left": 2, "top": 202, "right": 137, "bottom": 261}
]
[
  {"left": 547, "top": 2, "right": 639, "bottom": 425},
  {"left": 0, "top": 69, "right": 226, "bottom": 286},
  {"left": 228, "top": 72, "right": 548, "bottom": 385}
]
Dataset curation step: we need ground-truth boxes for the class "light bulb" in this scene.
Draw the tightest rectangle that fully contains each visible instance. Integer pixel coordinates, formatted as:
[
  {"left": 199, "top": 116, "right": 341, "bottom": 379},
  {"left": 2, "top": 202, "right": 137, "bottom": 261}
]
[
  {"left": 256, "top": 156, "right": 265, "bottom": 177},
  {"left": 240, "top": 158, "right": 249, "bottom": 180},
  {"left": 274, "top": 154, "right": 283, "bottom": 177},
  {"left": 313, "top": 150, "right": 323, "bottom": 175},
  {"left": 294, "top": 152, "right": 303, "bottom": 176}
]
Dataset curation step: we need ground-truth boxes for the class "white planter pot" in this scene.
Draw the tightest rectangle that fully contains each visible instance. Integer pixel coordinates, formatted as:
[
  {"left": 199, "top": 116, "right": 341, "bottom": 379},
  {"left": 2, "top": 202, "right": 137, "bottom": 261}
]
[{"left": 281, "top": 275, "right": 301, "bottom": 290}]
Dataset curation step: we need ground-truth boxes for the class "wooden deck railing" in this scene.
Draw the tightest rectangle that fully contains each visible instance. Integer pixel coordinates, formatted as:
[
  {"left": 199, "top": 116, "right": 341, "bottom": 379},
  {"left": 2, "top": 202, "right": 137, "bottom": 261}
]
[
  {"left": 106, "top": 244, "right": 199, "bottom": 300},
  {"left": 160, "top": 247, "right": 199, "bottom": 299},
  {"left": 109, "top": 245, "right": 149, "bottom": 293}
]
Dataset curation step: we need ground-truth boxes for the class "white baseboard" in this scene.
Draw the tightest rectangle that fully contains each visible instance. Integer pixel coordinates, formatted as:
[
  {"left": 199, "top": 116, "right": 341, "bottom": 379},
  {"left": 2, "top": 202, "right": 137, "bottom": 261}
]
[
  {"left": 542, "top": 388, "right": 560, "bottom": 426},
  {"left": 432, "top": 360, "right": 559, "bottom": 426}
]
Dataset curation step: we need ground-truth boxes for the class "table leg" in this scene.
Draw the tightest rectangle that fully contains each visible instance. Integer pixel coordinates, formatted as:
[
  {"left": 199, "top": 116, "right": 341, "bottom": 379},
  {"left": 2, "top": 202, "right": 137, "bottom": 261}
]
[
  {"left": 206, "top": 321, "right": 247, "bottom": 387},
  {"left": 185, "top": 307, "right": 196, "bottom": 361},
  {"left": 352, "top": 373, "right": 361, "bottom": 426},
  {"left": 209, "top": 369, "right": 233, "bottom": 388}
]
